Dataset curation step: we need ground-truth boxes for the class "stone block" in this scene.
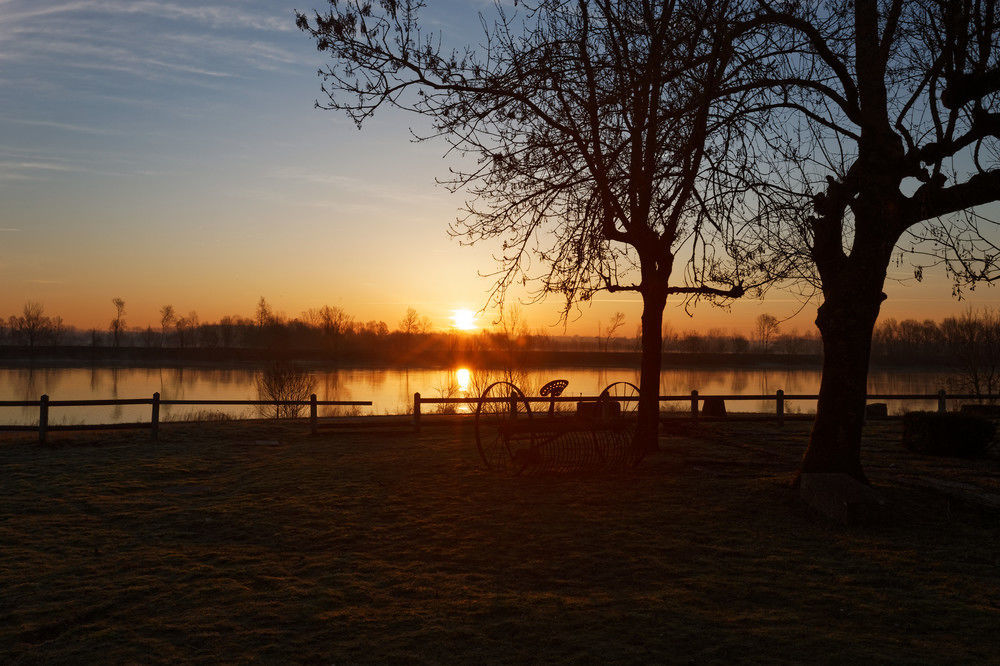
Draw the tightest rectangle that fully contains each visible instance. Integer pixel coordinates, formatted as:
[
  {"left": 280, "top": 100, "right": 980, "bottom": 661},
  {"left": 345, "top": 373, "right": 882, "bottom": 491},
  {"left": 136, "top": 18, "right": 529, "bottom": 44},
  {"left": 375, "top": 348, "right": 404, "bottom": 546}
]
[
  {"left": 702, "top": 397, "right": 727, "bottom": 417},
  {"left": 865, "top": 403, "right": 888, "bottom": 419}
]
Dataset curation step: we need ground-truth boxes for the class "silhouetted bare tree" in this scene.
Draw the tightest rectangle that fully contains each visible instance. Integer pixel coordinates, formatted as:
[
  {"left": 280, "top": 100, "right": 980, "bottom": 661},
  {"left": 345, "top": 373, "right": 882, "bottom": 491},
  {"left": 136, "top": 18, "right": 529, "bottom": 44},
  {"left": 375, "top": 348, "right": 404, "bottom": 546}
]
[
  {"left": 753, "top": 313, "right": 780, "bottom": 354},
  {"left": 110, "top": 297, "right": 126, "bottom": 348},
  {"left": 398, "top": 307, "right": 430, "bottom": 335},
  {"left": 305, "top": 305, "right": 354, "bottom": 355},
  {"left": 728, "top": 0, "right": 1000, "bottom": 480},
  {"left": 175, "top": 311, "right": 198, "bottom": 349},
  {"left": 599, "top": 311, "right": 626, "bottom": 352},
  {"left": 159, "top": 305, "right": 176, "bottom": 346},
  {"left": 297, "top": 0, "right": 784, "bottom": 449},
  {"left": 255, "top": 297, "right": 274, "bottom": 329},
  {"left": 8, "top": 302, "right": 57, "bottom": 348},
  {"left": 942, "top": 309, "right": 1000, "bottom": 401}
]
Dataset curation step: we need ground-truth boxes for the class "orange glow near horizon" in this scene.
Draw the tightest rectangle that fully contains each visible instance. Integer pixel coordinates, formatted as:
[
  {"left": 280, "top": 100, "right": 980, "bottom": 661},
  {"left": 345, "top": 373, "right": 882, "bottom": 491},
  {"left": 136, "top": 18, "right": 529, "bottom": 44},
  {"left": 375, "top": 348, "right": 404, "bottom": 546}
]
[{"left": 451, "top": 309, "right": 478, "bottom": 331}]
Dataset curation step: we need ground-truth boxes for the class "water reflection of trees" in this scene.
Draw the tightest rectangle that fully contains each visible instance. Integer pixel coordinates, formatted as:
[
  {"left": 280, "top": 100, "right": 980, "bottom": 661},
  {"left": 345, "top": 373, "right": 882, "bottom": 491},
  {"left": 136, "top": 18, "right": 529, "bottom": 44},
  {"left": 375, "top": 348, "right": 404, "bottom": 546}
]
[
  {"left": 110, "top": 367, "right": 122, "bottom": 421},
  {"left": 729, "top": 371, "right": 748, "bottom": 393}
]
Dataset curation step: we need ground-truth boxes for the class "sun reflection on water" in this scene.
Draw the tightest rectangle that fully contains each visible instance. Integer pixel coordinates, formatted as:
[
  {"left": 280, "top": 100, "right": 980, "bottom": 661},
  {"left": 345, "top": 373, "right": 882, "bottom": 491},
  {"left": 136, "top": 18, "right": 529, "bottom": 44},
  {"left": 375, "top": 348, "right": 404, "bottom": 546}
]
[{"left": 455, "top": 367, "right": 471, "bottom": 392}]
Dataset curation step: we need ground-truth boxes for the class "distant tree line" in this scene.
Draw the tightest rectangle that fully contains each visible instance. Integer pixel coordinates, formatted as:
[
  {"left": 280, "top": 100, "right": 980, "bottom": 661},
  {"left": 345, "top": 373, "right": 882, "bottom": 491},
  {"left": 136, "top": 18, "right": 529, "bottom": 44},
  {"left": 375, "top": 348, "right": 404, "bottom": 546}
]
[
  {"left": 0, "top": 298, "right": 801, "bottom": 356},
  {"left": 4, "top": 298, "right": 997, "bottom": 367},
  {"left": 872, "top": 312, "right": 1000, "bottom": 368}
]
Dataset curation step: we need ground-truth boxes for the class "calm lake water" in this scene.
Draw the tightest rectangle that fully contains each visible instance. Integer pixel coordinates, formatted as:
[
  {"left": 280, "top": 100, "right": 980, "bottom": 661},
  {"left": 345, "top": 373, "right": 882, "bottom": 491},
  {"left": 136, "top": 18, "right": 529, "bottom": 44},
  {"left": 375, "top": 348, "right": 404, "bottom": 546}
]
[{"left": 0, "top": 365, "right": 960, "bottom": 426}]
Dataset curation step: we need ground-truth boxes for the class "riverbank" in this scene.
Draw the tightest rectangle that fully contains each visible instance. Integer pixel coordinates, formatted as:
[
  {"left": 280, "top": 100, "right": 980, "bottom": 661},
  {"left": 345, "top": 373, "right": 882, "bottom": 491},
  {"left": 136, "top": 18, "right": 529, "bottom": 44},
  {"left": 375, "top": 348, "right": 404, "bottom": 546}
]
[{"left": 2, "top": 420, "right": 997, "bottom": 661}]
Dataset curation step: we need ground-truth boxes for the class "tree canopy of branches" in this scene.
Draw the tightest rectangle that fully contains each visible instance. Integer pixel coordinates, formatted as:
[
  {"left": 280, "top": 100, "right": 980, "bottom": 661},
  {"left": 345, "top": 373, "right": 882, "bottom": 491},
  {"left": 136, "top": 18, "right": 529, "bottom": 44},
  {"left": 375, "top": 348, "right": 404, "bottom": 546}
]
[
  {"left": 753, "top": 313, "right": 780, "bottom": 353},
  {"left": 297, "top": 0, "right": 784, "bottom": 448},
  {"left": 8, "top": 302, "right": 63, "bottom": 348},
  {"left": 730, "top": 0, "right": 1000, "bottom": 480}
]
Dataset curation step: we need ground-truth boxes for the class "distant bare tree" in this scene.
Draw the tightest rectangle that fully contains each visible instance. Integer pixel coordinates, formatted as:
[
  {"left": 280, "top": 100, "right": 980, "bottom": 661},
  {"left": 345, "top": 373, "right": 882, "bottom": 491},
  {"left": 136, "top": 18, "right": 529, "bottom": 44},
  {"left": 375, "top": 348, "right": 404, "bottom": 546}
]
[
  {"left": 218, "top": 315, "right": 238, "bottom": 348},
  {"left": 778, "top": 331, "right": 807, "bottom": 355},
  {"left": 110, "top": 297, "right": 126, "bottom": 348},
  {"left": 599, "top": 312, "right": 626, "bottom": 352},
  {"left": 175, "top": 312, "right": 198, "bottom": 348},
  {"left": 159, "top": 305, "right": 176, "bottom": 346},
  {"left": 9, "top": 302, "right": 59, "bottom": 348},
  {"left": 198, "top": 324, "right": 219, "bottom": 349},
  {"left": 753, "top": 314, "right": 780, "bottom": 354},
  {"left": 361, "top": 320, "right": 389, "bottom": 337},
  {"left": 496, "top": 304, "right": 532, "bottom": 388},
  {"left": 942, "top": 309, "right": 1000, "bottom": 401},
  {"left": 255, "top": 297, "right": 274, "bottom": 329},
  {"left": 398, "top": 307, "right": 430, "bottom": 335},
  {"left": 306, "top": 305, "right": 354, "bottom": 355},
  {"left": 661, "top": 322, "right": 680, "bottom": 352}
]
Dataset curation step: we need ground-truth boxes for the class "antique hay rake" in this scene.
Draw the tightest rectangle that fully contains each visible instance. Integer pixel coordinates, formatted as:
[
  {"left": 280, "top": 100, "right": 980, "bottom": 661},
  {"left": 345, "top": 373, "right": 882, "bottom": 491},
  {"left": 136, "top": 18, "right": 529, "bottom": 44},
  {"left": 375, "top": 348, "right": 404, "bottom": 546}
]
[{"left": 474, "top": 379, "right": 643, "bottom": 474}]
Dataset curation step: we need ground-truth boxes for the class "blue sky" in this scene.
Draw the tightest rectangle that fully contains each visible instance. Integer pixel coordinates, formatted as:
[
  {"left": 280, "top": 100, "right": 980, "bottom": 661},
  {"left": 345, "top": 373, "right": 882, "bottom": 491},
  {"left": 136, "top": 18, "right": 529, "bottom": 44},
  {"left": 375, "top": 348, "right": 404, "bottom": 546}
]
[
  {"left": 1, "top": 0, "right": 996, "bottom": 334},
  {"left": 1, "top": 0, "right": 502, "bottom": 330}
]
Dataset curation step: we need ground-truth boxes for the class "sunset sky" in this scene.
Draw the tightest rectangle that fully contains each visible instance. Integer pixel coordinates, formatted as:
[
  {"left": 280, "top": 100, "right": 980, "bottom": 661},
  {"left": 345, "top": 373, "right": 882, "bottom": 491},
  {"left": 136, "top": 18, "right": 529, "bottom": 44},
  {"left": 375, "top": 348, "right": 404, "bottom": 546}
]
[{"left": 3, "top": 0, "right": 999, "bottom": 335}]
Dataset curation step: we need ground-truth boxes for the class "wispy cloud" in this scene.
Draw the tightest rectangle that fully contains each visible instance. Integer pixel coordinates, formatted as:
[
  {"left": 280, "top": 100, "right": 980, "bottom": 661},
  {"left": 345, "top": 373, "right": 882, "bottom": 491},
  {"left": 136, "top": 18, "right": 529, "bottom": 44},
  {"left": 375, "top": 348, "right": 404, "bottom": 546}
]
[
  {"left": 0, "top": 7, "right": 308, "bottom": 88},
  {"left": 162, "top": 33, "right": 313, "bottom": 69},
  {"left": 0, "top": 160, "right": 81, "bottom": 172},
  {"left": 0, "top": 1, "right": 294, "bottom": 32},
  {"left": 268, "top": 167, "right": 444, "bottom": 206},
  {"left": 144, "top": 58, "right": 234, "bottom": 78},
  {"left": 103, "top": 1, "right": 295, "bottom": 32},
  {"left": 0, "top": 116, "right": 122, "bottom": 135},
  {"left": 0, "top": 158, "right": 154, "bottom": 179}
]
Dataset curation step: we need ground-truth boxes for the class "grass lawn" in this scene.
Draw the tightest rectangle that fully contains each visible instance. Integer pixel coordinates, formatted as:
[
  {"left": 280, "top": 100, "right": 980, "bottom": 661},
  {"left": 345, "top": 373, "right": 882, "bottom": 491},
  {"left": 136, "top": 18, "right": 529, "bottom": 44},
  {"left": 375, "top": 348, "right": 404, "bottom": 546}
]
[{"left": 2, "top": 418, "right": 999, "bottom": 663}]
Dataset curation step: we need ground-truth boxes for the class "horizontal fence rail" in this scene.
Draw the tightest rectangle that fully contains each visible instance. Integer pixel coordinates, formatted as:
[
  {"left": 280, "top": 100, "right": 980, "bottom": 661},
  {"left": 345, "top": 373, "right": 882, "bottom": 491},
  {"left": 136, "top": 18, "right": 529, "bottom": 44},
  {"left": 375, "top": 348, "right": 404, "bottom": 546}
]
[
  {"left": 0, "top": 393, "right": 373, "bottom": 443},
  {"left": 6, "top": 389, "right": 998, "bottom": 440},
  {"left": 0, "top": 399, "right": 372, "bottom": 407},
  {"left": 411, "top": 389, "right": 1000, "bottom": 431}
]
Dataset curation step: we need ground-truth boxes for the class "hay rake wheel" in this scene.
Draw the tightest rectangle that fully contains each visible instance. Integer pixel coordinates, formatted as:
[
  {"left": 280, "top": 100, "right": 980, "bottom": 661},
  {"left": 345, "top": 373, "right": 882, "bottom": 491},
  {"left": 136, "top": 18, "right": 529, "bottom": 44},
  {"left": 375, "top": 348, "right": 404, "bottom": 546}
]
[
  {"left": 475, "top": 381, "right": 533, "bottom": 474},
  {"left": 599, "top": 381, "right": 641, "bottom": 419},
  {"left": 598, "top": 381, "right": 642, "bottom": 467}
]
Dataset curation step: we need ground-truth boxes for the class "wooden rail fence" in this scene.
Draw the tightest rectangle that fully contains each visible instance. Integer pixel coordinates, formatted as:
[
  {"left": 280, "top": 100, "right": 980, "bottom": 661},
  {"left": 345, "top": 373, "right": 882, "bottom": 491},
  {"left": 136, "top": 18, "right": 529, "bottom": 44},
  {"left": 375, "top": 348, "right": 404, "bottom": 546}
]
[
  {"left": 0, "top": 394, "right": 372, "bottom": 443},
  {"left": 411, "top": 389, "right": 998, "bottom": 431},
  {"left": 6, "top": 390, "right": 997, "bottom": 441}
]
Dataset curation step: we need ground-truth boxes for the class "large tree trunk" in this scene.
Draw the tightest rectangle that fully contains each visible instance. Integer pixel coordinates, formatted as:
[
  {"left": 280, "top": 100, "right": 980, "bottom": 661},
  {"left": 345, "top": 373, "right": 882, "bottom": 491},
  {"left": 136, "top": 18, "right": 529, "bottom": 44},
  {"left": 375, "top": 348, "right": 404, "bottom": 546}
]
[
  {"left": 635, "top": 287, "right": 666, "bottom": 453},
  {"left": 799, "top": 287, "right": 885, "bottom": 483}
]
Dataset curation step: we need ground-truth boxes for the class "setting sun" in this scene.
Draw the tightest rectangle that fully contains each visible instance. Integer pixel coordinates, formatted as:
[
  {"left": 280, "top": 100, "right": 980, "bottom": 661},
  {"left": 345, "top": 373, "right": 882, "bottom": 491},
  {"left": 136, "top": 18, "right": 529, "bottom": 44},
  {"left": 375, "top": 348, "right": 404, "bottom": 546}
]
[{"left": 451, "top": 309, "right": 477, "bottom": 331}]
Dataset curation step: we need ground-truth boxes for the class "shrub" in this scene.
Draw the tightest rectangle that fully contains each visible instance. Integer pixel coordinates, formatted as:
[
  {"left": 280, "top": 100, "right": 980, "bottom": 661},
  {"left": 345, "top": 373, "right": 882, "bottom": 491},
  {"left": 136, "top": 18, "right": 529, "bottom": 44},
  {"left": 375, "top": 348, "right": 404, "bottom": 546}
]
[
  {"left": 902, "top": 412, "right": 995, "bottom": 458},
  {"left": 255, "top": 362, "right": 316, "bottom": 419}
]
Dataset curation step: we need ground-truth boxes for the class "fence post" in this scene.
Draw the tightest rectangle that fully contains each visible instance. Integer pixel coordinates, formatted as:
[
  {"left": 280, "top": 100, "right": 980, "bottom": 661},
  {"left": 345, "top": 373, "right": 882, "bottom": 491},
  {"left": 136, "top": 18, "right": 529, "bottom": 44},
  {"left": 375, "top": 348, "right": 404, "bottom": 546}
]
[
  {"left": 310, "top": 393, "right": 318, "bottom": 435},
  {"left": 151, "top": 392, "right": 160, "bottom": 441},
  {"left": 690, "top": 390, "right": 699, "bottom": 419},
  {"left": 937, "top": 389, "right": 947, "bottom": 413},
  {"left": 414, "top": 392, "right": 421, "bottom": 432},
  {"left": 776, "top": 389, "right": 784, "bottom": 426},
  {"left": 39, "top": 394, "right": 49, "bottom": 445}
]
